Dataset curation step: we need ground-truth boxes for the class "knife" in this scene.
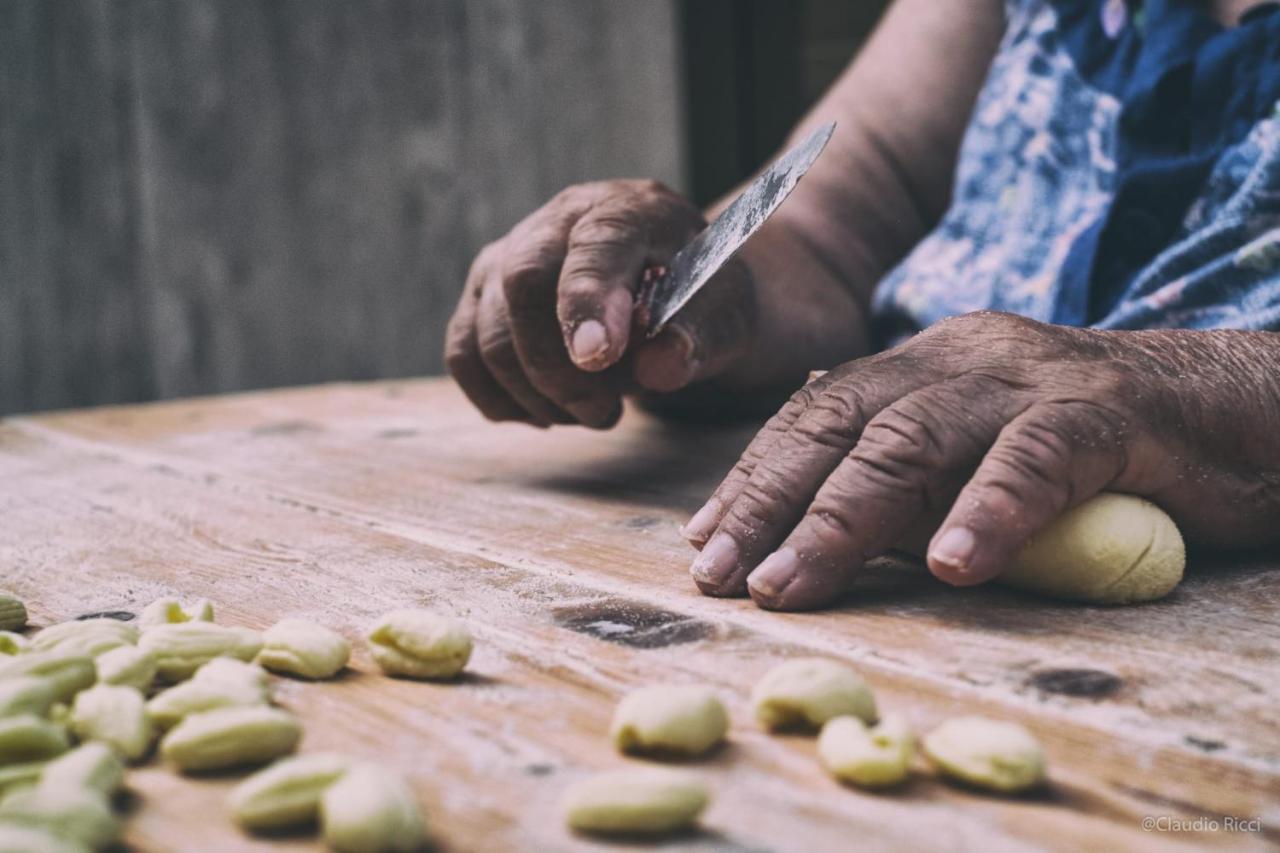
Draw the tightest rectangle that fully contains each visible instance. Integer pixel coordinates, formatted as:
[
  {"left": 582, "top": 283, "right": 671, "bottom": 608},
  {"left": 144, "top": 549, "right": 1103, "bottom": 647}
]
[{"left": 637, "top": 121, "right": 836, "bottom": 337}]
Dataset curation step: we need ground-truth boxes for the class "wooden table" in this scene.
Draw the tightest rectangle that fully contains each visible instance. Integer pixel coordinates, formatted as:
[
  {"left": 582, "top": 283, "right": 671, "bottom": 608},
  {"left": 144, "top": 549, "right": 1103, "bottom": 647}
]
[{"left": 2, "top": 379, "right": 1276, "bottom": 852}]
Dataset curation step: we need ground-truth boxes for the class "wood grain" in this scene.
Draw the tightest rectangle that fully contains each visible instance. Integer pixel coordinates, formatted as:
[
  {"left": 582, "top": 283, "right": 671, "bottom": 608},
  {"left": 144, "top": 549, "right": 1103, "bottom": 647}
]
[
  {"left": 0, "top": 0, "right": 684, "bottom": 416},
  {"left": 1, "top": 378, "right": 1277, "bottom": 851}
]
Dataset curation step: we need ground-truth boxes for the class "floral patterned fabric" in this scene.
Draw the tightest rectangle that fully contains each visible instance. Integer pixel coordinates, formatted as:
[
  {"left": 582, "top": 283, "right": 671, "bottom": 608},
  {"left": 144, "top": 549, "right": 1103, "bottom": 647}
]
[{"left": 872, "top": 0, "right": 1280, "bottom": 344}]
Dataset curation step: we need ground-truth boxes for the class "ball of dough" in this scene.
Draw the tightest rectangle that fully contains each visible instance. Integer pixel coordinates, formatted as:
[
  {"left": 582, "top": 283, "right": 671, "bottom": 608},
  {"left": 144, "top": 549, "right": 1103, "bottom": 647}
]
[
  {"left": 752, "top": 659, "right": 876, "bottom": 732},
  {"left": 817, "top": 714, "right": 913, "bottom": 789},
  {"left": 258, "top": 618, "right": 351, "bottom": 680},
  {"left": 366, "top": 610, "right": 471, "bottom": 679},
  {"left": 610, "top": 685, "right": 728, "bottom": 758},
  {"left": 562, "top": 768, "right": 709, "bottom": 836},
  {"left": 320, "top": 764, "right": 428, "bottom": 853},
  {"left": 922, "top": 716, "right": 1046, "bottom": 793},
  {"left": 1001, "top": 493, "right": 1184, "bottom": 604}
]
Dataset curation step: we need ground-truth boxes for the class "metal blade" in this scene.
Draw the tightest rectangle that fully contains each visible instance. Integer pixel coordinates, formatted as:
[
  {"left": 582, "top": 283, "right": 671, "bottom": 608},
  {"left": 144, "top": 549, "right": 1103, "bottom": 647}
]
[{"left": 641, "top": 121, "right": 835, "bottom": 336}]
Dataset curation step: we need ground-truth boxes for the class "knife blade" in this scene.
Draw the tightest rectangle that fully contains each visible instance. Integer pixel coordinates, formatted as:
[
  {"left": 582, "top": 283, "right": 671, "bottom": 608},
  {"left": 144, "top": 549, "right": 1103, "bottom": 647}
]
[{"left": 638, "top": 121, "right": 835, "bottom": 337}]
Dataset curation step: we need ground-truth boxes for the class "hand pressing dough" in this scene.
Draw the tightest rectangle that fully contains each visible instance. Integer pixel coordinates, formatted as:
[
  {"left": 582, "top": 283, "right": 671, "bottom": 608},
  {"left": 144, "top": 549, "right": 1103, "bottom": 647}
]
[
  {"left": 817, "top": 714, "right": 913, "bottom": 789},
  {"left": 610, "top": 686, "right": 728, "bottom": 758},
  {"left": 752, "top": 659, "right": 876, "bottom": 731},
  {"left": 922, "top": 716, "right": 1046, "bottom": 793},
  {"left": 1000, "top": 493, "right": 1184, "bottom": 604},
  {"left": 562, "top": 768, "right": 709, "bottom": 836},
  {"left": 897, "top": 492, "right": 1184, "bottom": 603}
]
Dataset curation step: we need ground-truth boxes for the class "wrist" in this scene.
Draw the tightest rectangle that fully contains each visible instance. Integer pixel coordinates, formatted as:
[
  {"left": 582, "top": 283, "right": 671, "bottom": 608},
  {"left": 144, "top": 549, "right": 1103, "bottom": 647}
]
[{"left": 716, "top": 223, "right": 873, "bottom": 394}]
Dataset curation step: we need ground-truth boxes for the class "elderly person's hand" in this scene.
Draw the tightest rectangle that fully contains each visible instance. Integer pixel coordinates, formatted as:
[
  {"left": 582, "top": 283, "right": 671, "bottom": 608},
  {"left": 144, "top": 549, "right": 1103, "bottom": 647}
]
[
  {"left": 443, "top": 179, "right": 764, "bottom": 428},
  {"left": 684, "top": 312, "right": 1280, "bottom": 610},
  {"left": 444, "top": 0, "right": 1006, "bottom": 429}
]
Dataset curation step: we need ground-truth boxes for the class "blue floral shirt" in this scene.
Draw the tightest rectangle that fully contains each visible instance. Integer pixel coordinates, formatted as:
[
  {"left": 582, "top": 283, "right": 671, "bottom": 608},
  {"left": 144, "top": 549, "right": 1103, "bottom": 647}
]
[{"left": 872, "top": 0, "right": 1280, "bottom": 343}]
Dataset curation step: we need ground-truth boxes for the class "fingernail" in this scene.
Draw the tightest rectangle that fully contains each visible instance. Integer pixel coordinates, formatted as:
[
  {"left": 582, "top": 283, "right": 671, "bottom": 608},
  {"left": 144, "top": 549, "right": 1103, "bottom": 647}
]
[
  {"left": 931, "top": 527, "right": 977, "bottom": 573},
  {"left": 570, "top": 320, "right": 610, "bottom": 367},
  {"left": 679, "top": 500, "right": 720, "bottom": 546},
  {"left": 689, "top": 533, "right": 739, "bottom": 586},
  {"left": 747, "top": 548, "right": 799, "bottom": 599}
]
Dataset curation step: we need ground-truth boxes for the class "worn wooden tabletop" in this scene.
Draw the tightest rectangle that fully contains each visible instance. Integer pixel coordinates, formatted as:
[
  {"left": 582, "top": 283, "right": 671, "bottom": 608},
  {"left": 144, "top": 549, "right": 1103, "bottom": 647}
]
[{"left": 1, "top": 378, "right": 1276, "bottom": 852}]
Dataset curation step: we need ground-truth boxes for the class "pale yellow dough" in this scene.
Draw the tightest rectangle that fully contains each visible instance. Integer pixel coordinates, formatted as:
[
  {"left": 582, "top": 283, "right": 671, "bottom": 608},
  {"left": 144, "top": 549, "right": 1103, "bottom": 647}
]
[
  {"left": 610, "top": 685, "right": 728, "bottom": 757},
  {"left": 898, "top": 492, "right": 1185, "bottom": 604},
  {"left": 922, "top": 716, "right": 1046, "bottom": 793},
  {"left": 817, "top": 714, "right": 914, "bottom": 789},
  {"left": 320, "top": 764, "right": 428, "bottom": 852},
  {"left": 752, "top": 658, "right": 877, "bottom": 731},
  {"left": 366, "top": 610, "right": 471, "bottom": 679},
  {"left": 1001, "top": 493, "right": 1185, "bottom": 604},
  {"left": 562, "top": 768, "right": 709, "bottom": 836}
]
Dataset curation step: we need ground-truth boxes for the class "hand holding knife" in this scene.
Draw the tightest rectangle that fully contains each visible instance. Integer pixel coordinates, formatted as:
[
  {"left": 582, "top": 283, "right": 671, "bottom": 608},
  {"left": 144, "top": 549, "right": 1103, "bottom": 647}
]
[
  {"left": 637, "top": 122, "right": 837, "bottom": 338},
  {"left": 445, "top": 122, "right": 836, "bottom": 428}
]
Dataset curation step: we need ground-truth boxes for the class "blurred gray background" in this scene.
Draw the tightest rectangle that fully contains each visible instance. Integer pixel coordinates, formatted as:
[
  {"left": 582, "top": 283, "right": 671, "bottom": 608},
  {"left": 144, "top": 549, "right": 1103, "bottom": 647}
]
[{"left": 0, "top": 0, "right": 886, "bottom": 415}]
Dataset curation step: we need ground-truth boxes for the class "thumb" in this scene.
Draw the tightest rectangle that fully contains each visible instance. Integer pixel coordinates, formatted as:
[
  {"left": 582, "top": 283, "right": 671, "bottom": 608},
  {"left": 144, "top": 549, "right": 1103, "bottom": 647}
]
[{"left": 632, "top": 258, "right": 756, "bottom": 393}]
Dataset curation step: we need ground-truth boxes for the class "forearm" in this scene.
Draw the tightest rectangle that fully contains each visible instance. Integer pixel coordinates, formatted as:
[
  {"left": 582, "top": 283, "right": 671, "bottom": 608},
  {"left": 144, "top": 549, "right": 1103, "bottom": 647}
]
[
  {"left": 699, "top": 0, "right": 1004, "bottom": 400},
  {"left": 637, "top": 1, "right": 1006, "bottom": 415},
  {"left": 720, "top": 0, "right": 1005, "bottom": 310}
]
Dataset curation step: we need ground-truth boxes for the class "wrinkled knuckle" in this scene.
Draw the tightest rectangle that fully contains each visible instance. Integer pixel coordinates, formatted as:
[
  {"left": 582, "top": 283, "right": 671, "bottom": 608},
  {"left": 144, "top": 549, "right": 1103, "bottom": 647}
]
[
  {"left": 793, "top": 393, "right": 863, "bottom": 450},
  {"left": 1016, "top": 412, "right": 1080, "bottom": 467},
  {"left": 569, "top": 214, "right": 640, "bottom": 251},
  {"left": 793, "top": 417, "right": 850, "bottom": 452},
  {"left": 734, "top": 444, "right": 767, "bottom": 472},
  {"left": 966, "top": 469, "right": 1058, "bottom": 527},
  {"left": 801, "top": 505, "right": 859, "bottom": 551},
  {"left": 1072, "top": 399, "right": 1131, "bottom": 442},
  {"left": 760, "top": 391, "right": 813, "bottom": 435},
  {"left": 859, "top": 405, "right": 943, "bottom": 465},
  {"left": 476, "top": 322, "right": 516, "bottom": 365},
  {"left": 497, "top": 265, "right": 532, "bottom": 300},
  {"left": 729, "top": 475, "right": 794, "bottom": 530},
  {"left": 786, "top": 384, "right": 817, "bottom": 411},
  {"left": 849, "top": 443, "right": 927, "bottom": 499},
  {"left": 500, "top": 254, "right": 558, "bottom": 305},
  {"left": 980, "top": 427, "right": 1074, "bottom": 511},
  {"left": 840, "top": 404, "right": 942, "bottom": 498},
  {"left": 556, "top": 271, "right": 611, "bottom": 304}
]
